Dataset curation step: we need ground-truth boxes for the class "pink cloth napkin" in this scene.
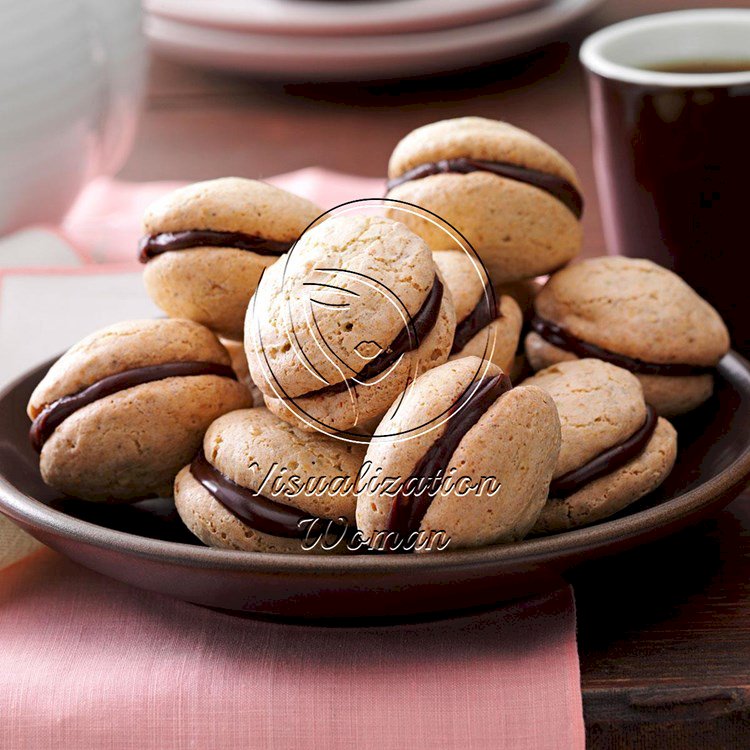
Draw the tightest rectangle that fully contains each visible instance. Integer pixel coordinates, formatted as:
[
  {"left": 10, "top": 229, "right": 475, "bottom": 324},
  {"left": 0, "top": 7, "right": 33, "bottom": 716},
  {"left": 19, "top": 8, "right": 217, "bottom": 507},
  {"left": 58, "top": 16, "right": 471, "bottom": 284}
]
[
  {"left": 62, "top": 168, "right": 386, "bottom": 263},
  {"left": 0, "top": 551, "right": 583, "bottom": 750},
  {"left": 0, "top": 168, "right": 585, "bottom": 749}
]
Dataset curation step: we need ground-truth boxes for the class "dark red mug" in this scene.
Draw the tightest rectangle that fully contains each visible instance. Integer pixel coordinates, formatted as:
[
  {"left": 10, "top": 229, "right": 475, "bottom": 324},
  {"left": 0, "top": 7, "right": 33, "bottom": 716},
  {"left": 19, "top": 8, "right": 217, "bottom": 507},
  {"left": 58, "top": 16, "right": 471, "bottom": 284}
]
[{"left": 581, "top": 10, "right": 750, "bottom": 354}]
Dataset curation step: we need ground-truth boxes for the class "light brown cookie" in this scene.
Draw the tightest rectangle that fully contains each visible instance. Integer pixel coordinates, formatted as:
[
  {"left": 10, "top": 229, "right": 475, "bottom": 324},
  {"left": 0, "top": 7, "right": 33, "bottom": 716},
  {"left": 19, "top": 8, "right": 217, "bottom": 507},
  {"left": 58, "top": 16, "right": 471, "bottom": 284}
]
[
  {"left": 174, "top": 407, "right": 366, "bottom": 553},
  {"left": 533, "top": 418, "right": 677, "bottom": 533},
  {"left": 525, "top": 256, "right": 731, "bottom": 416},
  {"left": 523, "top": 359, "right": 677, "bottom": 533},
  {"left": 140, "top": 178, "right": 322, "bottom": 339},
  {"left": 356, "top": 356, "right": 561, "bottom": 552},
  {"left": 27, "top": 319, "right": 251, "bottom": 501},
  {"left": 385, "top": 117, "right": 582, "bottom": 284},
  {"left": 245, "top": 215, "right": 456, "bottom": 437},
  {"left": 432, "top": 250, "right": 522, "bottom": 373}
]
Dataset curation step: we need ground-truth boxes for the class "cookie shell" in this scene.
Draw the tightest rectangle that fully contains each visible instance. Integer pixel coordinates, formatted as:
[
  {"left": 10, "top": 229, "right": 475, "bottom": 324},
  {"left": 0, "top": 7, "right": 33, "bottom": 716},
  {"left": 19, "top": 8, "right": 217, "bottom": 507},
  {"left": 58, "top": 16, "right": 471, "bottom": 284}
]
[
  {"left": 246, "top": 215, "right": 439, "bottom": 397},
  {"left": 432, "top": 249, "right": 487, "bottom": 322},
  {"left": 356, "top": 356, "right": 561, "bottom": 550},
  {"left": 534, "top": 256, "right": 730, "bottom": 367},
  {"left": 522, "top": 359, "right": 647, "bottom": 477},
  {"left": 386, "top": 117, "right": 582, "bottom": 283},
  {"left": 39, "top": 375, "right": 251, "bottom": 501},
  {"left": 174, "top": 408, "right": 366, "bottom": 553},
  {"left": 533, "top": 417, "right": 677, "bottom": 533},
  {"left": 525, "top": 331, "right": 715, "bottom": 417},
  {"left": 261, "top": 289, "right": 455, "bottom": 435},
  {"left": 432, "top": 250, "right": 521, "bottom": 372},
  {"left": 450, "top": 295, "right": 521, "bottom": 374},
  {"left": 144, "top": 177, "right": 321, "bottom": 241},
  {"left": 388, "top": 118, "right": 579, "bottom": 187},
  {"left": 142, "top": 178, "right": 322, "bottom": 340},
  {"left": 143, "top": 248, "right": 274, "bottom": 340},
  {"left": 387, "top": 171, "right": 581, "bottom": 284},
  {"left": 28, "top": 318, "right": 234, "bottom": 418}
]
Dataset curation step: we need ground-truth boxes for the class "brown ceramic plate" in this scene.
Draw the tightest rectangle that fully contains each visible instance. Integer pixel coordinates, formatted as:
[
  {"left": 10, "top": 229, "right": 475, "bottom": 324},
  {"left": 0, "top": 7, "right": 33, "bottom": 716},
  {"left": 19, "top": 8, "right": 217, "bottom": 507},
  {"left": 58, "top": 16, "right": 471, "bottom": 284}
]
[{"left": 1, "top": 355, "right": 750, "bottom": 620}]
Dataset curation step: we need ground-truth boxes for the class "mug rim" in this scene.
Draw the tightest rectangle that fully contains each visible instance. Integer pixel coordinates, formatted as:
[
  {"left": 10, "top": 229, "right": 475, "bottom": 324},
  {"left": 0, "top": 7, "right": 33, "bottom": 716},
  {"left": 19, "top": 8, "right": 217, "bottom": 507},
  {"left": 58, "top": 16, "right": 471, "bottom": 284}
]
[{"left": 580, "top": 9, "right": 750, "bottom": 87}]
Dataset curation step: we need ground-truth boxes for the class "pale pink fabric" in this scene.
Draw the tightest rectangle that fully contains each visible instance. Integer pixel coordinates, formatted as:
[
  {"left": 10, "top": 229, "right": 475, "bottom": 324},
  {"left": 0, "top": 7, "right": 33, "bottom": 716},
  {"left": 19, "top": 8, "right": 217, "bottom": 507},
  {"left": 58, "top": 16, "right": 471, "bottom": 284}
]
[
  {"left": 0, "top": 551, "right": 584, "bottom": 750},
  {"left": 61, "top": 168, "right": 386, "bottom": 263}
]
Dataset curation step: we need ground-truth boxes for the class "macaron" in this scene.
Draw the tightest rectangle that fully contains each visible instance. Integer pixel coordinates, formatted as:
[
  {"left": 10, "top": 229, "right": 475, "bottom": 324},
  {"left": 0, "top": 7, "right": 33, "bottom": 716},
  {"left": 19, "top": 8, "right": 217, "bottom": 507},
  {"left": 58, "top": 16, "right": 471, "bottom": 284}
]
[
  {"left": 245, "top": 215, "right": 456, "bottom": 437},
  {"left": 356, "top": 356, "right": 561, "bottom": 552},
  {"left": 525, "top": 257, "right": 731, "bottom": 417},
  {"left": 432, "top": 250, "right": 522, "bottom": 373},
  {"left": 27, "top": 319, "right": 251, "bottom": 502},
  {"left": 174, "top": 408, "right": 366, "bottom": 553},
  {"left": 523, "top": 359, "right": 678, "bottom": 533},
  {"left": 140, "top": 178, "right": 322, "bottom": 340},
  {"left": 385, "top": 117, "right": 583, "bottom": 284}
]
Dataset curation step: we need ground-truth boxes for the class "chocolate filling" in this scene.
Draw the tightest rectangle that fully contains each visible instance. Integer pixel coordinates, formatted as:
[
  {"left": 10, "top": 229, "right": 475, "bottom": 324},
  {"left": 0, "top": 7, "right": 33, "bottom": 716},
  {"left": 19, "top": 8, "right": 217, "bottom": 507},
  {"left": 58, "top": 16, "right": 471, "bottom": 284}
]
[
  {"left": 550, "top": 405, "right": 658, "bottom": 498},
  {"left": 531, "top": 317, "right": 715, "bottom": 377},
  {"left": 30, "top": 361, "right": 237, "bottom": 452},
  {"left": 190, "top": 451, "right": 348, "bottom": 539},
  {"left": 384, "top": 372, "right": 513, "bottom": 542},
  {"left": 138, "top": 230, "right": 293, "bottom": 263},
  {"left": 299, "top": 276, "right": 444, "bottom": 399},
  {"left": 386, "top": 157, "right": 584, "bottom": 220},
  {"left": 451, "top": 285, "right": 499, "bottom": 354}
]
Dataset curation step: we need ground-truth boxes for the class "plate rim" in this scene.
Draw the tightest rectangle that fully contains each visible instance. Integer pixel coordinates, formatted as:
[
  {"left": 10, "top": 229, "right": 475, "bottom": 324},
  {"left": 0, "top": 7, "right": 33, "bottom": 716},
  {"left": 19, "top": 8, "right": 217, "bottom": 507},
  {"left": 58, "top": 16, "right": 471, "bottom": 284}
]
[
  {"left": 1, "top": 352, "right": 749, "bottom": 575},
  {"left": 144, "top": 0, "right": 546, "bottom": 36},
  {"left": 143, "top": 0, "right": 606, "bottom": 77}
]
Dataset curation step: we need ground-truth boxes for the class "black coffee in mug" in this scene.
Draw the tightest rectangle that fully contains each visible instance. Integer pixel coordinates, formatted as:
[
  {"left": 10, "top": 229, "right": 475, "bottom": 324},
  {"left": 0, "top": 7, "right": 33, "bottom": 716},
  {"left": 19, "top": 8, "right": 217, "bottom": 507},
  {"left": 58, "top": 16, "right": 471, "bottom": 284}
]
[{"left": 581, "top": 11, "right": 750, "bottom": 354}]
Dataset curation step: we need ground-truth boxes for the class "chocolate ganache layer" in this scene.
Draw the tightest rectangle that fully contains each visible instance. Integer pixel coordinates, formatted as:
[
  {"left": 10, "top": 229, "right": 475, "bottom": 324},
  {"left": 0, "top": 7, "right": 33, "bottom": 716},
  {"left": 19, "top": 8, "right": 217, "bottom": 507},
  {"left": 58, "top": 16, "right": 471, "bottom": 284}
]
[
  {"left": 550, "top": 405, "right": 658, "bottom": 498},
  {"left": 190, "top": 451, "right": 349, "bottom": 539},
  {"left": 531, "top": 317, "right": 715, "bottom": 377},
  {"left": 385, "top": 372, "right": 513, "bottom": 542},
  {"left": 451, "top": 285, "right": 499, "bottom": 354},
  {"left": 299, "top": 276, "right": 444, "bottom": 399},
  {"left": 386, "top": 157, "right": 584, "bottom": 220},
  {"left": 30, "top": 361, "right": 237, "bottom": 452},
  {"left": 139, "top": 230, "right": 293, "bottom": 263}
]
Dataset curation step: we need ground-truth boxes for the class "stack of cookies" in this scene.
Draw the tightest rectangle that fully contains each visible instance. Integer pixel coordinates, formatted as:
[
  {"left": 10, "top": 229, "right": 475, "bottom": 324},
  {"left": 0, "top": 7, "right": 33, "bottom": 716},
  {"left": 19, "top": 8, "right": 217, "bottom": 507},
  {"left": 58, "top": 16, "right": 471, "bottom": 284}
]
[{"left": 27, "top": 117, "right": 731, "bottom": 555}]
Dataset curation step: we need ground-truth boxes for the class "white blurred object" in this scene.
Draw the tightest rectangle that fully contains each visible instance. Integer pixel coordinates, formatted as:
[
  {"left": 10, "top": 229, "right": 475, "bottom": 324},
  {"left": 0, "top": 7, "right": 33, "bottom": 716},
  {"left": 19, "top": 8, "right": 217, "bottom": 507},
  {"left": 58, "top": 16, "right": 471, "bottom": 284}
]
[
  {"left": 145, "top": 0, "right": 603, "bottom": 79},
  {"left": 145, "top": 0, "right": 548, "bottom": 36},
  {"left": 0, "top": 0, "right": 146, "bottom": 235},
  {"left": 0, "top": 228, "right": 83, "bottom": 268}
]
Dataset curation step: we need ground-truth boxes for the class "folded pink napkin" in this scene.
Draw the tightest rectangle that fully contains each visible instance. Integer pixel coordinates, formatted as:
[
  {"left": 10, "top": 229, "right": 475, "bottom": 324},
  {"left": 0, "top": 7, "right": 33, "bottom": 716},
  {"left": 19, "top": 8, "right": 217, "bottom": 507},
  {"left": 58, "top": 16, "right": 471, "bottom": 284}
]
[
  {"left": 0, "top": 168, "right": 585, "bottom": 749},
  {"left": 0, "top": 551, "right": 583, "bottom": 750}
]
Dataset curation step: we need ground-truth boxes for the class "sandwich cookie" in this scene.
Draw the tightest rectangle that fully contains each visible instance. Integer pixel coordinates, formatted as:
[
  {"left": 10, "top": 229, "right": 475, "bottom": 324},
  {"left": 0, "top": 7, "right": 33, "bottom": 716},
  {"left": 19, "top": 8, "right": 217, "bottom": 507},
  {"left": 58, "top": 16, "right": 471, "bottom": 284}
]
[
  {"left": 356, "top": 357, "right": 561, "bottom": 551},
  {"left": 174, "top": 408, "right": 366, "bottom": 553},
  {"left": 27, "top": 319, "right": 251, "bottom": 502},
  {"left": 246, "top": 215, "right": 456, "bottom": 436},
  {"left": 525, "top": 257, "right": 731, "bottom": 416},
  {"left": 433, "top": 250, "right": 522, "bottom": 373},
  {"left": 385, "top": 117, "right": 583, "bottom": 284},
  {"left": 523, "top": 359, "right": 677, "bottom": 533},
  {"left": 140, "top": 178, "right": 321, "bottom": 340}
]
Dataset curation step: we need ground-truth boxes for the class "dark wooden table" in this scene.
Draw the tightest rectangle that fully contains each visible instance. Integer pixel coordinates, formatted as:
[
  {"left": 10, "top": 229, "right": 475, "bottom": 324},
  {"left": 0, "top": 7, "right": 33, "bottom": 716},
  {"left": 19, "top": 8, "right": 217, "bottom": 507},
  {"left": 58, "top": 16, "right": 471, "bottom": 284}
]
[{"left": 123, "top": 1, "right": 750, "bottom": 746}]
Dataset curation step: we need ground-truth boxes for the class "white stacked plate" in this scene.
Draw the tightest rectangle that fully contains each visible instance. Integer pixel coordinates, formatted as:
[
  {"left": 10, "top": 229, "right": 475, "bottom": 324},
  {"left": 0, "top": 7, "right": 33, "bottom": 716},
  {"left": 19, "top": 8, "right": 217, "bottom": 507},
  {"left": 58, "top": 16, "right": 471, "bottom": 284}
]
[{"left": 144, "top": 0, "right": 606, "bottom": 79}]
